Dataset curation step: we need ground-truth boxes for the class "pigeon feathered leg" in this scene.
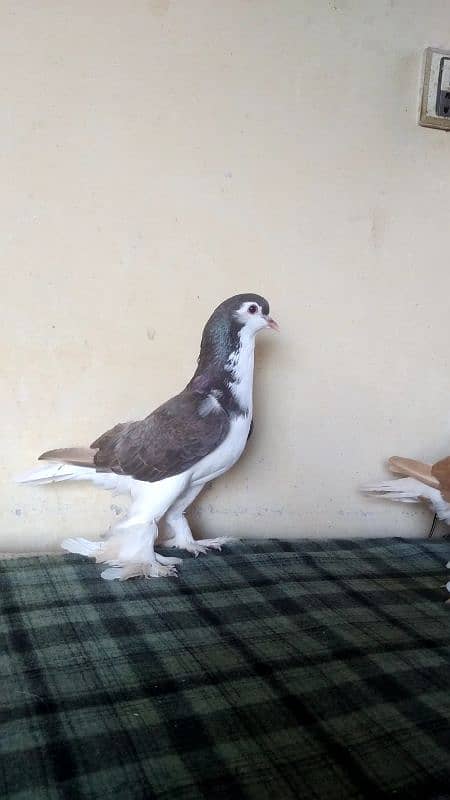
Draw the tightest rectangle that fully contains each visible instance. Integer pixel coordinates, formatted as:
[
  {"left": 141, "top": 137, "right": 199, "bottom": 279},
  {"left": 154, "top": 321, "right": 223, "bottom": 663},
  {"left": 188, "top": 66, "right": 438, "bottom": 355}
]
[
  {"left": 63, "top": 473, "right": 187, "bottom": 580},
  {"left": 161, "top": 484, "right": 233, "bottom": 556}
]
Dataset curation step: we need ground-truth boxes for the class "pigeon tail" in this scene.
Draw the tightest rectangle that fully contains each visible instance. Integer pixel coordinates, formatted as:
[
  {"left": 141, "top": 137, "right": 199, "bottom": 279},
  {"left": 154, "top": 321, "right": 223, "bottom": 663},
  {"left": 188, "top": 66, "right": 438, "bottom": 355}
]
[
  {"left": 15, "top": 462, "right": 93, "bottom": 485},
  {"left": 38, "top": 447, "right": 97, "bottom": 467},
  {"left": 362, "top": 477, "right": 450, "bottom": 523},
  {"left": 362, "top": 477, "right": 424, "bottom": 503},
  {"left": 16, "top": 461, "right": 134, "bottom": 494}
]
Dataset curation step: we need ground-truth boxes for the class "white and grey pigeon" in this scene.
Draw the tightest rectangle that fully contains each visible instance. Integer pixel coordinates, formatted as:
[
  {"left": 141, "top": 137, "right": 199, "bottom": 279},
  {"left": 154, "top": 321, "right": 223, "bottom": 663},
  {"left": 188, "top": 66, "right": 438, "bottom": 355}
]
[
  {"left": 17, "top": 294, "right": 279, "bottom": 581},
  {"left": 362, "top": 453, "right": 450, "bottom": 597}
]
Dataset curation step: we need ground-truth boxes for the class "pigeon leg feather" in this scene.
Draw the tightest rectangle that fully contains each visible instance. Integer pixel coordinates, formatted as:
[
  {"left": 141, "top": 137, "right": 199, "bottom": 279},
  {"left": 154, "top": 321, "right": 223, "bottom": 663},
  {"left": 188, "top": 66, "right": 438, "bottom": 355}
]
[{"left": 162, "top": 484, "right": 234, "bottom": 555}]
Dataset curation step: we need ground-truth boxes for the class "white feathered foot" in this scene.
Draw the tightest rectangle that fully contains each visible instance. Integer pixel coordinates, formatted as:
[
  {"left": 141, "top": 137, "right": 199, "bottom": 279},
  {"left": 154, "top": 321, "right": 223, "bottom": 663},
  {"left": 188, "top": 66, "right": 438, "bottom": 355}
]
[{"left": 62, "top": 523, "right": 182, "bottom": 581}]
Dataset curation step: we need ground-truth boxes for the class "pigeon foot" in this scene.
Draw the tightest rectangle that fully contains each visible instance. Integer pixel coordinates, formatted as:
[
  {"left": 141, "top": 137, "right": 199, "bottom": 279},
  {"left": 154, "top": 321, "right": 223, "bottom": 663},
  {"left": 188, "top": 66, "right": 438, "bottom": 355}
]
[{"left": 167, "top": 536, "right": 233, "bottom": 556}]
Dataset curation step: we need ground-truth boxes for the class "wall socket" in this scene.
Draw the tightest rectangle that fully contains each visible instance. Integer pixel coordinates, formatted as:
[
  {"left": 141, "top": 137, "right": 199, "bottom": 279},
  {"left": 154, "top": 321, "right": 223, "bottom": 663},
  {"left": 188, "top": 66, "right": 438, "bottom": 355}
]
[{"left": 419, "top": 47, "right": 450, "bottom": 131}]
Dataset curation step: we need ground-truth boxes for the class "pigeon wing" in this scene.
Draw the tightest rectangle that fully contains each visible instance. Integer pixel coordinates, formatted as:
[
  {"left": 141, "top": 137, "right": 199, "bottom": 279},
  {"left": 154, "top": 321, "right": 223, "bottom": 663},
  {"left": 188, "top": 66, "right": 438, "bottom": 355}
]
[{"left": 91, "top": 390, "right": 230, "bottom": 482}]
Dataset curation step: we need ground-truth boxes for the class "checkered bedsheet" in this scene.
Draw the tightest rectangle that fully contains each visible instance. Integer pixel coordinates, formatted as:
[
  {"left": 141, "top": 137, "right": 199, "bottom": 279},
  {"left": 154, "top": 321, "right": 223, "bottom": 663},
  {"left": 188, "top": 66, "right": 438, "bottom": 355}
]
[{"left": 1, "top": 537, "right": 450, "bottom": 799}]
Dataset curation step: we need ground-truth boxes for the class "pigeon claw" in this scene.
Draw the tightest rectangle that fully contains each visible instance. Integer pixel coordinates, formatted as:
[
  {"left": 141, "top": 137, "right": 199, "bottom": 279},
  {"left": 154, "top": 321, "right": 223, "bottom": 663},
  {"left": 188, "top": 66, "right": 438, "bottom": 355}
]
[{"left": 180, "top": 537, "right": 234, "bottom": 556}]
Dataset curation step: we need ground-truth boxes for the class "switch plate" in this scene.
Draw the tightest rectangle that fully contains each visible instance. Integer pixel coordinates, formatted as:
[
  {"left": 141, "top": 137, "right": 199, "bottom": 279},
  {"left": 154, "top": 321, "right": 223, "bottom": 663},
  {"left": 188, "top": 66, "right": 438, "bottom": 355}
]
[
  {"left": 436, "top": 56, "right": 450, "bottom": 116},
  {"left": 419, "top": 47, "right": 450, "bottom": 131}
]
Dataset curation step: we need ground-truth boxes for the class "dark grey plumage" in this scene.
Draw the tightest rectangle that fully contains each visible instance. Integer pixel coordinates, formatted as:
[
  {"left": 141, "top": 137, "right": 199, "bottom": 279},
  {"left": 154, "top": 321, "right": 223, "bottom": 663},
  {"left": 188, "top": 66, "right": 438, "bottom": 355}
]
[{"left": 91, "top": 390, "right": 229, "bottom": 482}]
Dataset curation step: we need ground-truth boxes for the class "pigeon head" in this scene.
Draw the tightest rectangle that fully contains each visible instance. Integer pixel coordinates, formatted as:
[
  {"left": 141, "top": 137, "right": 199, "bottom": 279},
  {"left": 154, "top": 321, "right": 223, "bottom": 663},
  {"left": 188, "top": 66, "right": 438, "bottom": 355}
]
[
  {"left": 192, "top": 294, "right": 278, "bottom": 391},
  {"left": 204, "top": 293, "right": 278, "bottom": 341}
]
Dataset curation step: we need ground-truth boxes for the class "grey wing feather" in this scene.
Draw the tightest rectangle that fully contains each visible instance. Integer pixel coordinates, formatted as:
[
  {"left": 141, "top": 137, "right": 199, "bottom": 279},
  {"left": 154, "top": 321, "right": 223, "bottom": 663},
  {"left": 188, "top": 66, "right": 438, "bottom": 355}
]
[{"left": 91, "top": 391, "right": 229, "bottom": 482}]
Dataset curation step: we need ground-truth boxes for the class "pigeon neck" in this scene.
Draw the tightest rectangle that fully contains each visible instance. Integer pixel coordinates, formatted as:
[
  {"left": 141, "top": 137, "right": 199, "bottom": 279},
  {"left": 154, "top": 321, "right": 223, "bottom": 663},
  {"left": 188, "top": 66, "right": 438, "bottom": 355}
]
[
  {"left": 223, "top": 326, "right": 255, "bottom": 416},
  {"left": 190, "top": 325, "right": 255, "bottom": 416}
]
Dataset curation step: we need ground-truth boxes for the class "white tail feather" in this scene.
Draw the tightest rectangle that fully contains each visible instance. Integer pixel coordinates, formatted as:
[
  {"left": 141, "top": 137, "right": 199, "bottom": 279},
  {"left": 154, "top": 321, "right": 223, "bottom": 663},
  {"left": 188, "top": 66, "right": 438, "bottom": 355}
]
[
  {"left": 362, "top": 477, "right": 450, "bottom": 524},
  {"left": 15, "top": 463, "right": 84, "bottom": 485},
  {"left": 362, "top": 477, "right": 424, "bottom": 503},
  {"left": 16, "top": 461, "right": 133, "bottom": 494}
]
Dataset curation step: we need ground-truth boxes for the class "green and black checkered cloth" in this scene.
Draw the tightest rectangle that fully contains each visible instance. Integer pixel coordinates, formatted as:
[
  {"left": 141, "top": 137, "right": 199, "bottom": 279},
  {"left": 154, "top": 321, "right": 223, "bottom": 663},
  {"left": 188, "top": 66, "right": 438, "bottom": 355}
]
[{"left": 1, "top": 537, "right": 450, "bottom": 800}]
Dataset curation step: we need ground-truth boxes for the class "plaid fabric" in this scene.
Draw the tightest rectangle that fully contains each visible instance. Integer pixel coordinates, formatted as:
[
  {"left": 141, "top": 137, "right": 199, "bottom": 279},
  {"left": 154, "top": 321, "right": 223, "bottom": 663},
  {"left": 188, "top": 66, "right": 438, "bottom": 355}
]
[{"left": 1, "top": 537, "right": 450, "bottom": 800}]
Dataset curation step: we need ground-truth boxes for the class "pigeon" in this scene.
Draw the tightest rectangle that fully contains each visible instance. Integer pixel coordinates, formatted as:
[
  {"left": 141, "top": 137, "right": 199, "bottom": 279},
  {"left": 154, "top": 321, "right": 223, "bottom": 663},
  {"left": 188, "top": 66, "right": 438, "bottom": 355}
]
[
  {"left": 17, "top": 294, "right": 278, "bottom": 580},
  {"left": 362, "top": 454, "right": 450, "bottom": 526}
]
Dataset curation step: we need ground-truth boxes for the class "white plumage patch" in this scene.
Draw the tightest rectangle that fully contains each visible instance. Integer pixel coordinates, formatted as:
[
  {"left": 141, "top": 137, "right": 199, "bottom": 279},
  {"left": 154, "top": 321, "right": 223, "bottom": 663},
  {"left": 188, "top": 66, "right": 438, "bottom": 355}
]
[
  {"left": 191, "top": 413, "right": 251, "bottom": 485},
  {"left": 362, "top": 477, "right": 450, "bottom": 523},
  {"left": 198, "top": 392, "right": 222, "bottom": 417},
  {"left": 225, "top": 326, "right": 255, "bottom": 415},
  {"left": 15, "top": 462, "right": 134, "bottom": 494}
]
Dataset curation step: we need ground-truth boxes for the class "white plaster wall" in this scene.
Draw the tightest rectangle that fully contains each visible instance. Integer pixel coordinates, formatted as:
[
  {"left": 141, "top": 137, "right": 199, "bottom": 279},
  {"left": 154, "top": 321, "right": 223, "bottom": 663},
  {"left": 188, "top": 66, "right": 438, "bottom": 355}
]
[{"left": 2, "top": 0, "right": 450, "bottom": 551}]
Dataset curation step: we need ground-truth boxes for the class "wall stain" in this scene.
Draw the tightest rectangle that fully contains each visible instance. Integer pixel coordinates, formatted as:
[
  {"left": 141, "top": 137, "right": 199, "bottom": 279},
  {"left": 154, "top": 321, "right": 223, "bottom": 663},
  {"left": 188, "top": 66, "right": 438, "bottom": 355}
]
[
  {"left": 148, "top": 0, "right": 169, "bottom": 16},
  {"left": 370, "top": 207, "right": 385, "bottom": 252}
]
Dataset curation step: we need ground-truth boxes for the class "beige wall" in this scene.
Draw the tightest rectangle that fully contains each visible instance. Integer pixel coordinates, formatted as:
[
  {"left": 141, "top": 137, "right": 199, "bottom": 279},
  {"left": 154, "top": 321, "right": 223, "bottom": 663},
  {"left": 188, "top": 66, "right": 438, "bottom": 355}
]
[{"left": 2, "top": 0, "right": 450, "bottom": 552}]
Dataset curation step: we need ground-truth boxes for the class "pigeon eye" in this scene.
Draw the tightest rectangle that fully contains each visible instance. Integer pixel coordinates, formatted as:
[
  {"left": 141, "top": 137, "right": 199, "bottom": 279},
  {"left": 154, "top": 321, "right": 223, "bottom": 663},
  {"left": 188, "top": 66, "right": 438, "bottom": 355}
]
[{"left": 248, "top": 304, "right": 258, "bottom": 314}]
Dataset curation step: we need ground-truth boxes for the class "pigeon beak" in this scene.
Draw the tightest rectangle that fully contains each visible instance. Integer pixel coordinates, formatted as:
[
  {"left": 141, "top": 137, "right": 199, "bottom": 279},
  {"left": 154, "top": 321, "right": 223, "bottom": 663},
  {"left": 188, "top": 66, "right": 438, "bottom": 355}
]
[{"left": 266, "top": 316, "right": 279, "bottom": 332}]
